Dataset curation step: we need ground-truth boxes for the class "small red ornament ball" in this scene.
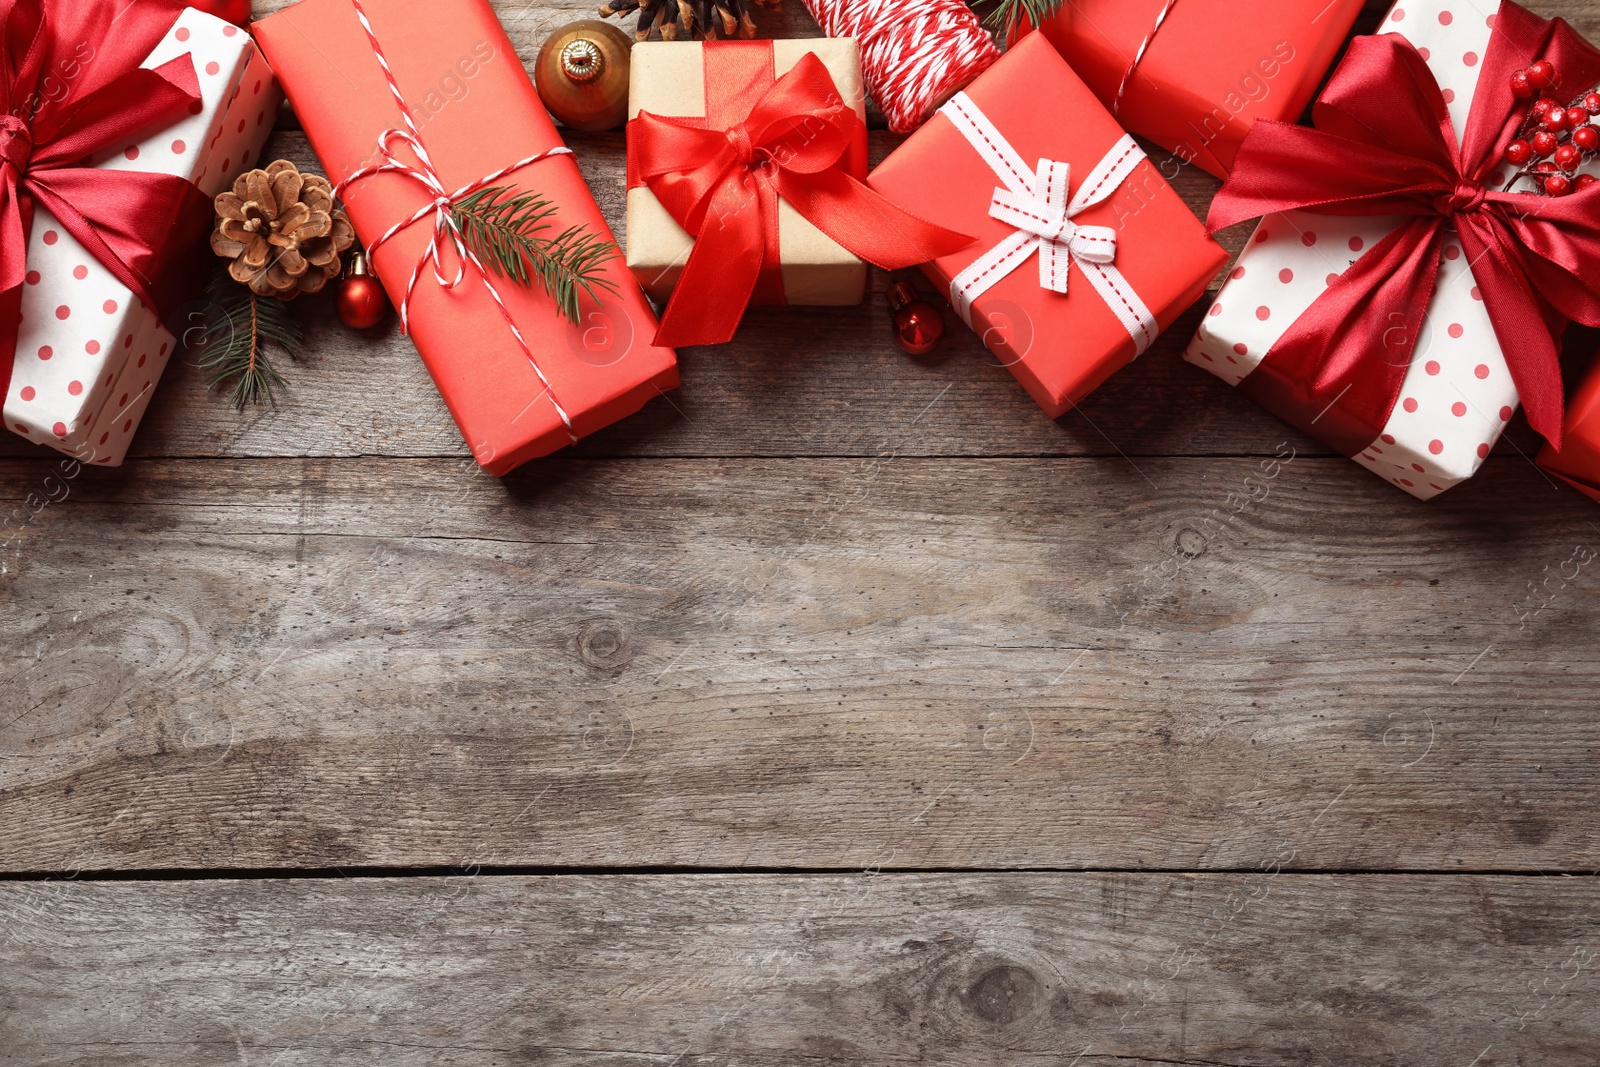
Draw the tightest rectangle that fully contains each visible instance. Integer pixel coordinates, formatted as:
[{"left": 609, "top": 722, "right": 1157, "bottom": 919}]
[
  {"left": 1555, "top": 144, "right": 1583, "bottom": 172},
  {"left": 1543, "top": 106, "right": 1569, "bottom": 132},
  {"left": 1575, "top": 126, "right": 1600, "bottom": 153},
  {"left": 893, "top": 301, "right": 944, "bottom": 355},
  {"left": 1504, "top": 139, "right": 1533, "bottom": 166},
  {"left": 1531, "top": 131, "right": 1560, "bottom": 157},
  {"left": 1532, "top": 96, "right": 1556, "bottom": 115},
  {"left": 337, "top": 273, "right": 390, "bottom": 330},
  {"left": 1545, "top": 173, "right": 1573, "bottom": 196},
  {"left": 1568, "top": 107, "right": 1591, "bottom": 129},
  {"left": 1577, "top": 174, "right": 1600, "bottom": 191},
  {"left": 190, "top": 0, "right": 250, "bottom": 24},
  {"left": 1585, "top": 92, "right": 1600, "bottom": 114},
  {"left": 886, "top": 281, "right": 943, "bottom": 355},
  {"left": 1526, "top": 59, "right": 1558, "bottom": 89},
  {"left": 1510, "top": 70, "right": 1534, "bottom": 97}
]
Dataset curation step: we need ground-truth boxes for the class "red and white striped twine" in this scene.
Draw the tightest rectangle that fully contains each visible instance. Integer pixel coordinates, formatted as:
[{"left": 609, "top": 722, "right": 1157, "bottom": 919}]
[
  {"left": 334, "top": 0, "right": 577, "bottom": 442},
  {"left": 801, "top": 0, "right": 1000, "bottom": 134},
  {"left": 1113, "top": 0, "right": 1182, "bottom": 115}
]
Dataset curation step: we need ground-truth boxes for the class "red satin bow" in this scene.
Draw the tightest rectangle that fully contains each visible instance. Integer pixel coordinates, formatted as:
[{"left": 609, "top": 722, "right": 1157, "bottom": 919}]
[
  {"left": 0, "top": 0, "right": 212, "bottom": 400},
  {"left": 1208, "top": 2, "right": 1600, "bottom": 454},
  {"left": 629, "top": 45, "right": 971, "bottom": 347}
]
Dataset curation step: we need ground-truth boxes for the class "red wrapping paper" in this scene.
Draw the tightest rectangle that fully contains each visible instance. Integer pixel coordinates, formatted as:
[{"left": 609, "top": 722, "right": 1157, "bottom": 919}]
[
  {"left": 867, "top": 33, "right": 1227, "bottom": 419},
  {"left": 1540, "top": 368, "right": 1600, "bottom": 502},
  {"left": 254, "top": 0, "right": 678, "bottom": 475},
  {"left": 1020, "top": 0, "right": 1366, "bottom": 179}
]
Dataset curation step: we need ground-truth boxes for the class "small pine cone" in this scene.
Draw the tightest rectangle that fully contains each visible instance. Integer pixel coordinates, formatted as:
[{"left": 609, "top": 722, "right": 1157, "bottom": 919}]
[{"left": 210, "top": 159, "right": 355, "bottom": 300}]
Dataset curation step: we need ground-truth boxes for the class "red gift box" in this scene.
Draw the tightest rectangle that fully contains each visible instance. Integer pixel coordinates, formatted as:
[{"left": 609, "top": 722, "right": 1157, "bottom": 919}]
[
  {"left": 1540, "top": 367, "right": 1600, "bottom": 502},
  {"left": 254, "top": 0, "right": 678, "bottom": 475},
  {"left": 1020, "top": 0, "right": 1366, "bottom": 179},
  {"left": 867, "top": 33, "right": 1227, "bottom": 419}
]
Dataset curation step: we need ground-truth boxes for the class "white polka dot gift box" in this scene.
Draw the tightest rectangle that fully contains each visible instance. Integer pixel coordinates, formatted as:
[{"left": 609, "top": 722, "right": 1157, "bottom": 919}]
[
  {"left": 4, "top": 6, "right": 280, "bottom": 466},
  {"left": 1186, "top": 0, "right": 1600, "bottom": 500}
]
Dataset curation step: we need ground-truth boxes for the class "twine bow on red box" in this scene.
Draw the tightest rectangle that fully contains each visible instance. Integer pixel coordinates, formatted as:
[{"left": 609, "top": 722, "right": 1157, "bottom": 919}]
[
  {"left": 0, "top": 0, "right": 213, "bottom": 403},
  {"left": 1208, "top": 1, "right": 1600, "bottom": 455},
  {"left": 627, "top": 43, "right": 972, "bottom": 348}
]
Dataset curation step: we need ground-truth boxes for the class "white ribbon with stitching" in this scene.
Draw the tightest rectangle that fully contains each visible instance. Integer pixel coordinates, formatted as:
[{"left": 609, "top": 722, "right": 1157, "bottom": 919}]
[{"left": 941, "top": 92, "right": 1159, "bottom": 356}]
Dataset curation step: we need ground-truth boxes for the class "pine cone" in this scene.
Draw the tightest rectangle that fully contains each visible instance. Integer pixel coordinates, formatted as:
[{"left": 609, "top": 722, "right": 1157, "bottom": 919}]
[
  {"left": 211, "top": 160, "right": 355, "bottom": 300},
  {"left": 598, "top": 0, "right": 775, "bottom": 41}
]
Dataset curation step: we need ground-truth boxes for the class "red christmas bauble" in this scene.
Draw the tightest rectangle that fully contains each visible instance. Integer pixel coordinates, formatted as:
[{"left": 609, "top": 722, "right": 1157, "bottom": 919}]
[
  {"left": 190, "top": 0, "right": 251, "bottom": 25},
  {"left": 886, "top": 281, "right": 944, "bottom": 355},
  {"left": 337, "top": 256, "right": 391, "bottom": 330}
]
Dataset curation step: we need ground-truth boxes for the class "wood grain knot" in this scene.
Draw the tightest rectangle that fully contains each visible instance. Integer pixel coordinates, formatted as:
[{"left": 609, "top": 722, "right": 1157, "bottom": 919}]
[
  {"left": 576, "top": 622, "right": 633, "bottom": 670},
  {"left": 960, "top": 963, "right": 1047, "bottom": 1025},
  {"left": 1174, "top": 526, "right": 1209, "bottom": 559}
]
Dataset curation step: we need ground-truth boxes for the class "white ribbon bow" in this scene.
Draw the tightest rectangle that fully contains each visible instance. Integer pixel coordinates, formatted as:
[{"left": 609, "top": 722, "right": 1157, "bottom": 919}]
[{"left": 941, "top": 92, "right": 1159, "bottom": 356}]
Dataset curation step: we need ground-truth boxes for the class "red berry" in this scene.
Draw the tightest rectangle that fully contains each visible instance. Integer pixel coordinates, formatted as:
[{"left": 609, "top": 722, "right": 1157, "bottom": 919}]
[
  {"left": 1575, "top": 126, "right": 1600, "bottom": 153},
  {"left": 1545, "top": 173, "right": 1573, "bottom": 196},
  {"left": 1504, "top": 139, "right": 1534, "bottom": 165},
  {"left": 1532, "top": 131, "right": 1560, "bottom": 157},
  {"left": 1555, "top": 144, "right": 1583, "bottom": 171},
  {"left": 1532, "top": 96, "right": 1555, "bottom": 115},
  {"left": 1544, "top": 107, "right": 1569, "bottom": 132},
  {"left": 1577, "top": 174, "right": 1600, "bottom": 191},
  {"left": 1585, "top": 92, "right": 1600, "bottom": 114},
  {"left": 1527, "top": 59, "right": 1557, "bottom": 89},
  {"left": 1510, "top": 70, "right": 1534, "bottom": 97},
  {"left": 1568, "top": 107, "right": 1591, "bottom": 129}
]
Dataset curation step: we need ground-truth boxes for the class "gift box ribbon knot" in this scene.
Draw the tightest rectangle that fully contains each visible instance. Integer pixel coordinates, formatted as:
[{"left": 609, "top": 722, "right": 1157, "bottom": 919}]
[
  {"left": 628, "top": 42, "right": 972, "bottom": 347},
  {"left": 1207, "top": 1, "right": 1600, "bottom": 456},
  {"left": 331, "top": 0, "right": 581, "bottom": 442},
  {"left": 941, "top": 91, "right": 1159, "bottom": 355},
  {"left": 0, "top": 0, "right": 214, "bottom": 404}
]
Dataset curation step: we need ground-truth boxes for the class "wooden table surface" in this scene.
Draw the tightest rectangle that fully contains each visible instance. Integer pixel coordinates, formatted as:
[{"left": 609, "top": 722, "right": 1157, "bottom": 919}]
[{"left": 5, "top": 0, "right": 1600, "bottom": 1063}]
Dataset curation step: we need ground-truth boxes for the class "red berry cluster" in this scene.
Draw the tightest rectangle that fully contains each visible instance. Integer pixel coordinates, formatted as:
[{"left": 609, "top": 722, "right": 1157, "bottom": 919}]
[{"left": 1503, "top": 59, "right": 1600, "bottom": 196}]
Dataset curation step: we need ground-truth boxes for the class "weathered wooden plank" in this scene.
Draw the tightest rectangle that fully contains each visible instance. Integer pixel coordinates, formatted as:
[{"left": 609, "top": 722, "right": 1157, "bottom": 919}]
[
  {"left": 3, "top": 456, "right": 1597, "bottom": 872},
  {"left": 3, "top": 873, "right": 1597, "bottom": 1065}
]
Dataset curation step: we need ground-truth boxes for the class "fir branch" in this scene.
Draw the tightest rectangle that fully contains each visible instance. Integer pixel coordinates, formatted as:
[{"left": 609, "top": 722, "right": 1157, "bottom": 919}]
[
  {"left": 191, "top": 269, "right": 304, "bottom": 410},
  {"left": 975, "top": 0, "right": 1062, "bottom": 35},
  {"left": 450, "top": 185, "right": 620, "bottom": 325}
]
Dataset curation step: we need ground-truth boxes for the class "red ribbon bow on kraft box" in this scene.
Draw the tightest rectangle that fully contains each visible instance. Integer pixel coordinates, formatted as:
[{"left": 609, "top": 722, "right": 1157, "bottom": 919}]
[{"left": 625, "top": 40, "right": 972, "bottom": 348}]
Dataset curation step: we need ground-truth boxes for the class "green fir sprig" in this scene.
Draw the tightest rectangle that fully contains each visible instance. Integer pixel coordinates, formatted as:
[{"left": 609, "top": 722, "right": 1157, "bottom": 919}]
[
  {"left": 976, "top": 0, "right": 1062, "bottom": 36},
  {"left": 192, "top": 268, "right": 304, "bottom": 410},
  {"left": 450, "top": 185, "right": 620, "bottom": 325}
]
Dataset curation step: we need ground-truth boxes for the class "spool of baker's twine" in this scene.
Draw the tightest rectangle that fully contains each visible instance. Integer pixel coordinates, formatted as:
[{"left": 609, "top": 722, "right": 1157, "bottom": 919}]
[{"left": 802, "top": 0, "right": 1000, "bottom": 134}]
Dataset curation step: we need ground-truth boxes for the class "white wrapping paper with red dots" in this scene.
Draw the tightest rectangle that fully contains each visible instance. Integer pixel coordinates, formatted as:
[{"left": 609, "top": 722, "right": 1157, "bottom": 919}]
[
  {"left": 4, "top": 8, "right": 280, "bottom": 466},
  {"left": 1186, "top": 0, "right": 1558, "bottom": 501}
]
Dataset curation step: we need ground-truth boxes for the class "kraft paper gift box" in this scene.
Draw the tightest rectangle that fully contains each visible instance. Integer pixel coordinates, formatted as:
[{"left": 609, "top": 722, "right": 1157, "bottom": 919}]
[
  {"left": 4, "top": 7, "right": 279, "bottom": 465},
  {"left": 1021, "top": 0, "right": 1366, "bottom": 179},
  {"left": 868, "top": 32, "right": 1228, "bottom": 419},
  {"left": 256, "top": 0, "right": 679, "bottom": 475},
  {"left": 625, "top": 38, "right": 870, "bottom": 309},
  {"left": 1186, "top": 0, "right": 1600, "bottom": 501}
]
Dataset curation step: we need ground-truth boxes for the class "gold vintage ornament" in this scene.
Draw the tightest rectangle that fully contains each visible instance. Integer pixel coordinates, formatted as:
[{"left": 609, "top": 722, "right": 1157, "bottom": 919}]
[{"left": 534, "top": 20, "right": 633, "bottom": 132}]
